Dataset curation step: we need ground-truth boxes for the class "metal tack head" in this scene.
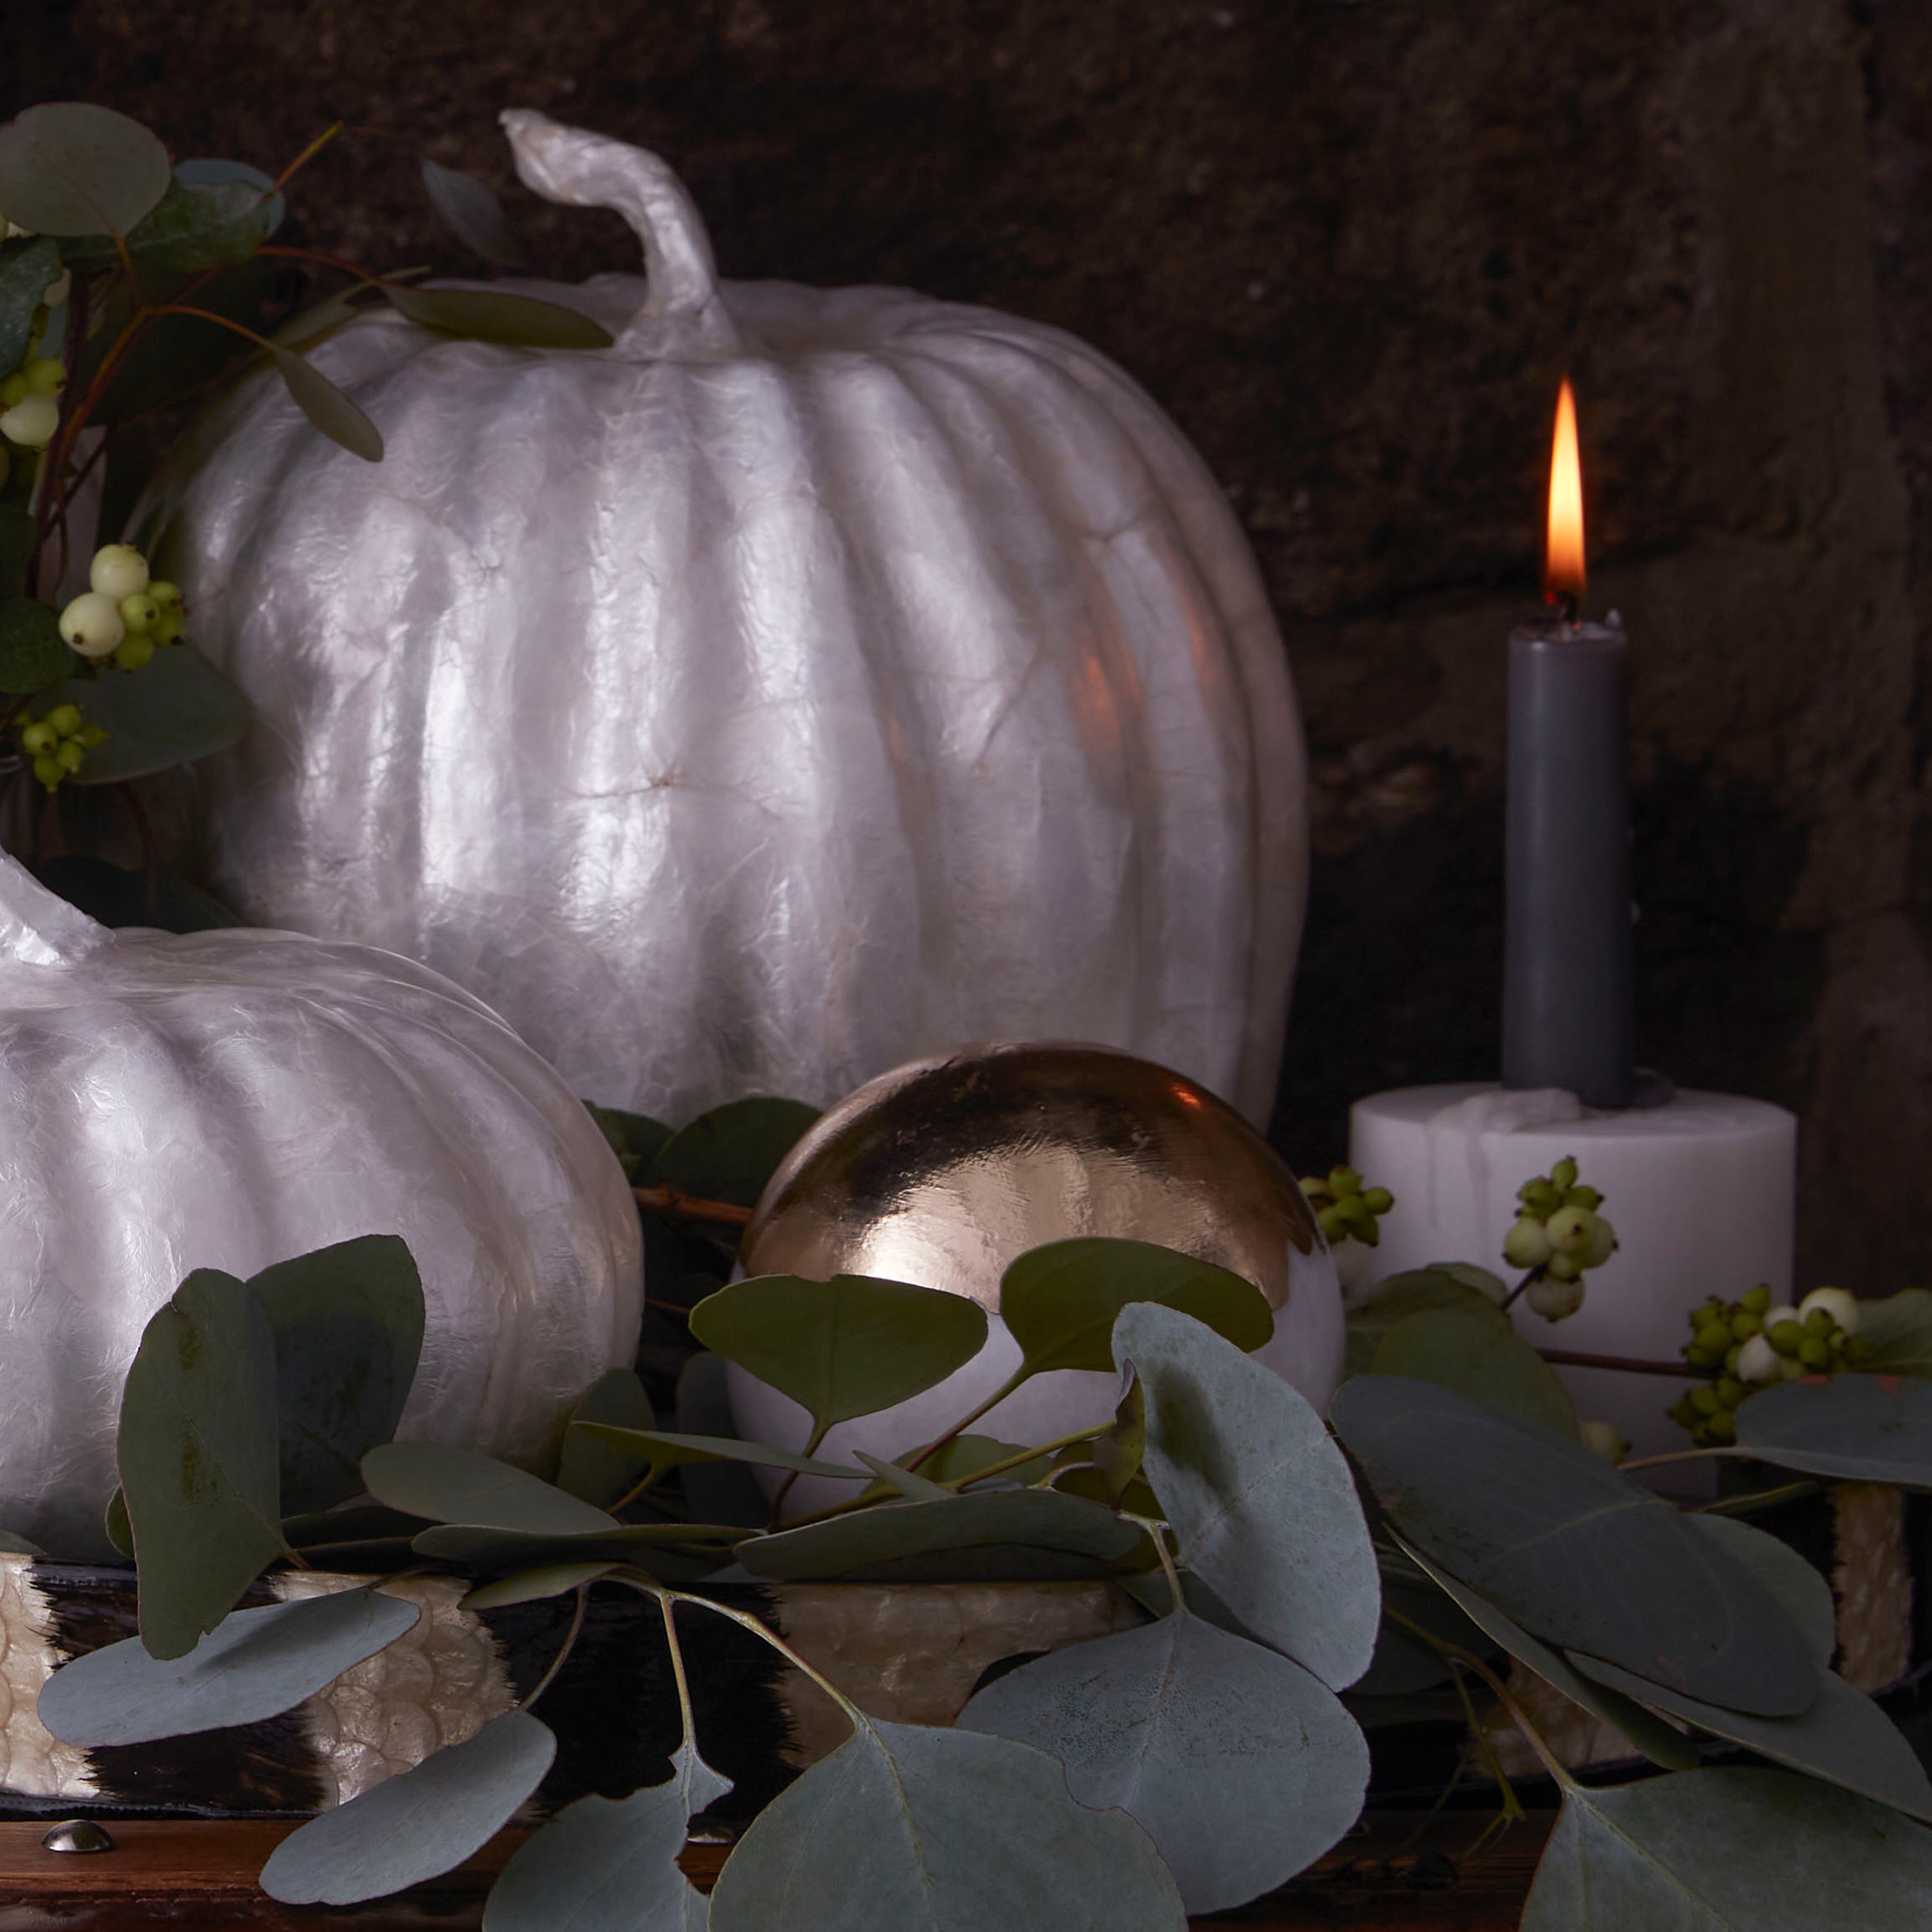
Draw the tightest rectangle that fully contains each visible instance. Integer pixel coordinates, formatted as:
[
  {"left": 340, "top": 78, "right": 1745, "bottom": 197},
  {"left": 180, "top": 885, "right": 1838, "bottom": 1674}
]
[{"left": 41, "top": 1819, "right": 116, "bottom": 1854}]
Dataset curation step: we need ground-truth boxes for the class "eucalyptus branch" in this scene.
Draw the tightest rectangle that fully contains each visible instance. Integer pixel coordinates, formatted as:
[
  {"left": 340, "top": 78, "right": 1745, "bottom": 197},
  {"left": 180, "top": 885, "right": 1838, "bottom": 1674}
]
[
  {"left": 1447, "top": 1657, "right": 1526, "bottom": 1822},
  {"left": 1537, "top": 1347, "right": 1706, "bottom": 1379},
  {"left": 658, "top": 1591, "right": 696, "bottom": 1745},
  {"left": 631, "top": 1185, "right": 753, "bottom": 1228},
  {"left": 1616, "top": 1445, "right": 1727, "bottom": 1475},
  {"left": 263, "top": 121, "right": 345, "bottom": 201},
  {"left": 1128, "top": 1513, "right": 1184, "bottom": 1615},
  {"left": 900, "top": 1368, "right": 1030, "bottom": 1474},
  {"left": 518, "top": 1581, "right": 590, "bottom": 1712}
]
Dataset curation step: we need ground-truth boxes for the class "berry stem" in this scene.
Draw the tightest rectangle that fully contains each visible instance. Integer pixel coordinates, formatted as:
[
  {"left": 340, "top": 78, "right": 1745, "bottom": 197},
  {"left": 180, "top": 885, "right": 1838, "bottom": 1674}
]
[
  {"left": 1497, "top": 1267, "right": 1542, "bottom": 1313},
  {"left": 1536, "top": 1347, "right": 1709, "bottom": 1379}
]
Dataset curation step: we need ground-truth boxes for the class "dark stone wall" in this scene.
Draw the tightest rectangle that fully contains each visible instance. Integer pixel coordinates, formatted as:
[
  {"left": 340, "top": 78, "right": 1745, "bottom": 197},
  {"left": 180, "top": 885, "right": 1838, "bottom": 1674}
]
[{"left": 28, "top": 0, "right": 1932, "bottom": 1289}]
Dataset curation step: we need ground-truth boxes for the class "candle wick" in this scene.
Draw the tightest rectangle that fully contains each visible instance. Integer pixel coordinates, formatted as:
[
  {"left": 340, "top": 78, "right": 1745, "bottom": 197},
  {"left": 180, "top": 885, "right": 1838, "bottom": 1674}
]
[{"left": 1553, "top": 588, "right": 1580, "bottom": 628}]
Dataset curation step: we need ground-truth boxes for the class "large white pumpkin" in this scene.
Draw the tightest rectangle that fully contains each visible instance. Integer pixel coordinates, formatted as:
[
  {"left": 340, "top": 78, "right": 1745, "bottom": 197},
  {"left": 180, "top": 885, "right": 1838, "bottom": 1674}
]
[
  {"left": 0, "top": 853, "right": 641, "bottom": 1557},
  {"left": 139, "top": 109, "right": 1306, "bottom": 1126}
]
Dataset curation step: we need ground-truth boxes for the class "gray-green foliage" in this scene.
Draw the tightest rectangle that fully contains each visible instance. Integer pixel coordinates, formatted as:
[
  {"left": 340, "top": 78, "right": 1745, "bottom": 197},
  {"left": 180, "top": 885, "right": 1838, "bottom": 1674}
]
[
  {"left": 644, "top": 1097, "right": 822, "bottom": 1208},
  {"left": 261, "top": 1709, "right": 556, "bottom": 1906},
  {"left": 422, "top": 158, "right": 529, "bottom": 270},
  {"left": 1734, "top": 1373, "right": 1932, "bottom": 1486},
  {"left": 43, "top": 643, "right": 247, "bottom": 784},
  {"left": 362, "top": 1443, "right": 618, "bottom": 1537},
  {"left": 1331, "top": 1376, "right": 1817, "bottom": 1715},
  {"left": 0, "top": 237, "right": 61, "bottom": 384},
  {"left": 960, "top": 1609, "right": 1368, "bottom": 1913},
  {"left": 557, "top": 1370, "right": 656, "bottom": 1508},
  {"left": 0, "top": 103, "right": 171, "bottom": 236},
  {"left": 705, "top": 1718, "right": 1186, "bottom": 1932},
  {"left": 1524, "top": 1768, "right": 1932, "bottom": 1931},
  {"left": 1116, "top": 1302, "right": 1379, "bottom": 1690}
]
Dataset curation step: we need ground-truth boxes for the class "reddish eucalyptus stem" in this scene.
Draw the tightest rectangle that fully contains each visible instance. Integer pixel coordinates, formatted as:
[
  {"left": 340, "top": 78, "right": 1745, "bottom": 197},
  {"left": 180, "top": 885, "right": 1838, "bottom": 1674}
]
[{"left": 632, "top": 1185, "right": 752, "bottom": 1228}]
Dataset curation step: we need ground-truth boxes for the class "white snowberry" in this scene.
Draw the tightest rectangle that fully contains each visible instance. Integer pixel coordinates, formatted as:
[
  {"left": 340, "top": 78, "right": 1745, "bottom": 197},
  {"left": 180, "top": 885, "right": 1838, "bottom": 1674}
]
[
  {"left": 89, "top": 545, "right": 150, "bottom": 601},
  {"left": 0, "top": 393, "right": 59, "bottom": 450},
  {"left": 59, "top": 592, "right": 126, "bottom": 659}
]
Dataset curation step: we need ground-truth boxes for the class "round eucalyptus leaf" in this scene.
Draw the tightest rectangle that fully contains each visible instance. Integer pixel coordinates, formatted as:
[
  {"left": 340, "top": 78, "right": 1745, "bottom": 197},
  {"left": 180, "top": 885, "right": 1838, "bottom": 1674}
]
[
  {"left": 0, "top": 103, "right": 170, "bottom": 237},
  {"left": 118, "top": 1269, "right": 283, "bottom": 1660},
  {"left": 1003, "top": 1238, "right": 1272, "bottom": 1376},
  {"left": 1734, "top": 1374, "right": 1932, "bottom": 1487},
  {"left": 460, "top": 1563, "right": 614, "bottom": 1611},
  {"left": 385, "top": 284, "right": 611, "bottom": 350},
  {"left": 422, "top": 158, "right": 529, "bottom": 270},
  {"left": 734, "top": 1488, "right": 1142, "bottom": 1583},
  {"left": 572, "top": 1424, "right": 869, "bottom": 1481},
  {"left": 557, "top": 1370, "right": 656, "bottom": 1508},
  {"left": 1396, "top": 1538, "right": 1698, "bottom": 1772},
  {"left": 706, "top": 1719, "right": 1186, "bottom": 1932},
  {"left": 1573, "top": 1651, "right": 1932, "bottom": 1824},
  {"left": 1331, "top": 1375, "right": 1817, "bottom": 1717},
  {"left": 1115, "top": 1301, "right": 1378, "bottom": 1691},
  {"left": 1688, "top": 1513, "right": 1836, "bottom": 1669},
  {"left": 1859, "top": 1291, "right": 1932, "bottom": 1377},
  {"left": 1343, "top": 1266, "right": 1509, "bottom": 1379},
  {"left": 645, "top": 1097, "right": 820, "bottom": 1209},
  {"left": 362, "top": 1442, "right": 616, "bottom": 1535},
  {"left": 961, "top": 1611, "right": 1367, "bottom": 1913},
  {"left": 1522, "top": 1768, "right": 1932, "bottom": 1931},
  {"left": 44, "top": 643, "right": 249, "bottom": 784},
  {"left": 59, "top": 160, "right": 283, "bottom": 275},
  {"left": 484, "top": 1740, "right": 727, "bottom": 1931},
  {"left": 39, "top": 1587, "right": 420, "bottom": 1746},
  {"left": 688, "top": 1275, "right": 987, "bottom": 1435},
  {"left": 1368, "top": 1305, "right": 1578, "bottom": 1437},
  {"left": 261, "top": 1709, "right": 556, "bottom": 1905}
]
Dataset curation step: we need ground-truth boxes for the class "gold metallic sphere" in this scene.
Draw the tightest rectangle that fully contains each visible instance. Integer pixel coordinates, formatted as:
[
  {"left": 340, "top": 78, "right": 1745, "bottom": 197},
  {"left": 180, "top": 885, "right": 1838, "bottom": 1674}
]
[{"left": 743, "top": 1041, "right": 1319, "bottom": 1314}]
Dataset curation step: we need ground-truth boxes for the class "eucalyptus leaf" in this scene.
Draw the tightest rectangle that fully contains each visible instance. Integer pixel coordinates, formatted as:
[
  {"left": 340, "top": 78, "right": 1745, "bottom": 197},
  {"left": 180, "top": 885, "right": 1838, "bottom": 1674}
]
[
  {"left": 460, "top": 1563, "right": 614, "bottom": 1611},
  {"left": 423, "top": 158, "right": 529, "bottom": 270},
  {"left": 1859, "top": 1291, "right": 1932, "bottom": 1377},
  {"left": 1396, "top": 1538, "right": 1698, "bottom": 1772},
  {"left": 0, "top": 103, "right": 171, "bottom": 238},
  {"left": 362, "top": 1442, "right": 617, "bottom": 1535},
  {"left": 1343, "top": 1266, "right": 1512, "bottom": 1379},
  {"left": 645, "top": 1097, "right": 820, "bottom": 1208},
  {"left": 281, "top": 1503, "right": 427, "bottom": 1549},
  {"left": 1330, "top": 1375, "right": 1817, "bottom": 1716},
  {"left": 573, "top": 1425, "right": 869, "bottom": 1482},
  {"left": 688, "top": 1275, "right": 986, "bottom": 1437},
  {"left": 270, "top": 345, "right": 383, "bottom": 462},
  {"left": 1687, "top": 1513, "right": 1837, "bottom": 1667},
  {"left": 0, "top": 236, "right": 61, "bottom": 381},
  {"left": 0, "top": 596, "right": 69, "bottom": 695},
  {"left": 855, "top": 1451, "right": 952, "bottom": 1501},
  {"left": 557, "top": 1370, "right": 655, "bottom": 1508},
  {"left": 1003, "top": 1238, "right": 1272, "bottom": 1376},
  {"left": 412, "top": 1521, "right": 741, "bottom": 1573},
  {"left": 918, "top": 1434, "right": 1050, "bottom": 1488},
  {"left": 1349, "top": 1578, "right": 1492, "bottom": 1698},
  {"left": 1521, "top": 1768, "right": 1932, "bottom": 1931},
  {"left": 118, "top": 1269, "right": 284, "bottom": 1660},
  {"left": 29, "top": 858, "right": 241, "bottom": 933},
  {"left": 674, "top": 1354, "right": 777, "bottom": 1530},
  {"left": 1090, "top": 1369, "right": 1147, "bottom": 1504},
  {"left": 43, "top": 642, "right": 248, "bottom": 784},
  {"left": 962, "top": 1610, "right": 1367, "bottom": 1913},
  {"left": 103, "top": 1488, "right": 132, "bottom": 1558},
  {"left": 60, "top": 162, "right": 281, "bottom": 276},
  {"left": 486, "top": 1739, "right": 727, "bottom": 1931},
  {"left": 39, "top": 1587, "right": 420, "bottom": 1746},
  {"left": 584, "top": 1102, "right": 673, "bottom": 1181},
  {"left": 383, "top": 283, "right": 613, "bottom": 350},
  {"left": 735, "top": 1488, "right": 1142, "bottom": 1583},
  {"left": 0, "top": 1528, "right": 43, "bottom": 1557},
  {"left": 1573, "top": 1651, "right": 1932, "bottom": 1823},
  {"left": 1734, "top": 1373, "right": 1932, "bottom": 1486},
  {"left": 253, "top": 1235, "right": 424, "bottom": 1515},
  {"left": 1115, "top": 1302, "right": 1379, "bottom": 1691},
  {"left": 261, "top": 1708, "right": 556, "bottom": 1905},
  {"left": 1050, "top": 1462, "right": 1162, "bottom": 1518},
  {"left": 705, "top": 1718, "right": 1185, "bottom": 1932},
  {"left": 1368, "top": 1304, "right": 1579, "bottom": 1436}
]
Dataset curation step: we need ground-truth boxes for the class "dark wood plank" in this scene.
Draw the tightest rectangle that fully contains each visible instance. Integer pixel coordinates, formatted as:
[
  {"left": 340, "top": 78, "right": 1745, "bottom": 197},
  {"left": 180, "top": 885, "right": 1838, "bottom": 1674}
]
[{"left": 0, "top": 1812, "right": 1556, "bottom": 1929}]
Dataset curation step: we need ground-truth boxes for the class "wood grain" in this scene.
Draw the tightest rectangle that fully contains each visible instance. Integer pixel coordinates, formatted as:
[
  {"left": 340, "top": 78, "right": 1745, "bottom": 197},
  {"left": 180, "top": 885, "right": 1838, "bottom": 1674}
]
[{"left": 0, "top": 1811, "right": 1557, "bottom": 1929}]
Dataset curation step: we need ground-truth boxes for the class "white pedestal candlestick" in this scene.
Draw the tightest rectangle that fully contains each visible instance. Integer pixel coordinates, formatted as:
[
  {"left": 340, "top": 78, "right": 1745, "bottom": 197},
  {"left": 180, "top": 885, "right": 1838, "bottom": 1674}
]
[{"left": 1349, "top": 1083, "right": 1797, "bottom": 1467}]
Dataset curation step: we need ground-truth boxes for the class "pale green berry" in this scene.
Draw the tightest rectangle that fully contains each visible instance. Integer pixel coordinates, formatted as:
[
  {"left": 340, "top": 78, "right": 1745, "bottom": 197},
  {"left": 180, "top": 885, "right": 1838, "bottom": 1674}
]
[
  {"left": 1360, "top": 1186, "right": 1394, "bottom": 1216},
  {"left": 19, "top": 723, "right": 53, "bottom": 755},
  {"left": 1799, "top": 1287, "right": 1859, "bottom": 1336},
  {"left": 46, "top": 703, "right": 80, "bottom": 736},
  {"left": 1504, "top": 1215, "right": 1553, "bottom": 1269},
  {"left": 1705, "top": 1410, "right": 1737, "bottom": 1444},
  {"left": 118, "top": 592, "right": 160, "bottom": 634},
  {"left": 1316, "top": 1204, "right": 1348, "bottom": 1245},
  {"left": 0, "top": 373, "right": 26, "bottom": 408},
  {"left": 1729, "top": 1309, "right": 1761, "bottom": 1341},
  {"left": 1544, "top": 1204, "right": 1596, "bottom": 1260},
  {"left": 1582, "top": 1215, "right": 1616, "bottom": 1267},
  {"left": 0, "top": 392, "right": 59, "bottom": 449},
  {"left": 151, "top": 609, "right": 184, "bottom": 647},
  {"left": 1519, "top": 1180, "right": 1562, "bottom": 1219},
  {"left": 58, "top": 591, "right": 125, "bottom": 658},
  {"left": 1545, "top": 1250, "right": 1582, "bottom": 1282},
  {"left": 1716, "top": 1376, "right": 1746, "bottom": 1409},
  {"left": 21, "top": 357, "right": 64, "bottom": 397},
  {"left": 1798, "top": 1335, "right": 1830, "bottom": 1370},
  {"left": 77, "top": 723, "right": 106, "bottom": 748},
  {"left": 148, "top": 580, "right": 182, "bottom": 611},
  {"left": 1528, "top": 1272, "right": 1585, "bottom": 1319},
  {"left": 1550, "top": 1156, "right": 1579, "bottom": 1190},
  {"left": 111, "top": 634, "right": 153, "bottom": 672},
  {"left": 1692, "top": 1385, "right": 1722, "bottom": 1417},
  {"left": 1768, "top": 1320, "right": 1804, "bottom": 1357},
  {"left": 1741, "top": 1284, "right": 1772, "bottom": 1316},
  {"left": 1803, "top": 1308, "right": 1833, "bottom": 1337},
  {"left": 1578, "top": 1420, "right": 1625, "bottom": 1461},
  {"left": 1562, "top": 1184, "right": 1603, "bottom": 1211},
  {"left": 1329, "top": 1166, "right": 1363, "bottom": 1198},
  {"left": 89, "top": 545, "right": 149, "bottom": 600},
  {"left": 1736, "top": 1334, "right": 1779, "bottom": 1384},
  {"left": 1694, "top": 1318, "right": 1732, "bottom": 1356},
  {"left": 31, "top": 753, "right": 61, "bottom": 790},
  {"left": 53, "top": 739, "right": 83, "bottom": 773}
]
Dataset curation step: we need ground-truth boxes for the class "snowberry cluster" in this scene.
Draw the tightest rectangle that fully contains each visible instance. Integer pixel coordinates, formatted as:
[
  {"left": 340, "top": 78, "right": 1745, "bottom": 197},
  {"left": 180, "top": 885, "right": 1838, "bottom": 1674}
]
[
  {"left": 59, "top": 545, "right": 184, "bottom": 672},
  {"left": 1300, "top": 1166, "right": 1396, "bottom": 1251},
  {"left": 19, "top": 701, "right": 104, "bottom": 792},
  {"left": 1671, "top": 1283, "right": 1870, "bottom": 1446},
  {"left": 0, "top": 267, "right": 71, "bottom": 473},
  {"left": 1501, "top": 1157, "right": 1618, "bottom": 1320}
]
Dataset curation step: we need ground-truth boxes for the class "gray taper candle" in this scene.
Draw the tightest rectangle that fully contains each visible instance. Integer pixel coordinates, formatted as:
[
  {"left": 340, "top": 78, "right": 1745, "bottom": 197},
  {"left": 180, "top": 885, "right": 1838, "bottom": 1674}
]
[{"left": 1502, "top": 614, "right": 1634, "bottom": 1108}]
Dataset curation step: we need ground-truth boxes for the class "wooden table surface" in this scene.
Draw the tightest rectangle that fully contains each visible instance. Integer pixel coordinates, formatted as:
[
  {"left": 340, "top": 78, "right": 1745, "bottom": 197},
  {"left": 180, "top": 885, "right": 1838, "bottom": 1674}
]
[{"left": 0, "top": 1812, "right": 1557, "bottom": 1929}]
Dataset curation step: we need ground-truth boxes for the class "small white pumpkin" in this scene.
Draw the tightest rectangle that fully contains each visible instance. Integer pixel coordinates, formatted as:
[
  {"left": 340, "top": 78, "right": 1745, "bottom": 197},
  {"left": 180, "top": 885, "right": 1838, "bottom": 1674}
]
[
  {"left": 0, "top": 853, "right": 641, "bottom": 1557},
  {"left": 140, "top": 109, "right": 1306, "bottom": 1128}
]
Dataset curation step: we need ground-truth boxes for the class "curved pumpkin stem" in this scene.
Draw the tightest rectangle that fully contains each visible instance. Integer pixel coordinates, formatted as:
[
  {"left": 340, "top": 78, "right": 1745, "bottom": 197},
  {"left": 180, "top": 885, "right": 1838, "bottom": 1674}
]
[
  {"left": 0, "top": 848, "right": 108, "bottom": 969},
  {"left": 500, "top": 108, "right": 740, "bottom": 355}
]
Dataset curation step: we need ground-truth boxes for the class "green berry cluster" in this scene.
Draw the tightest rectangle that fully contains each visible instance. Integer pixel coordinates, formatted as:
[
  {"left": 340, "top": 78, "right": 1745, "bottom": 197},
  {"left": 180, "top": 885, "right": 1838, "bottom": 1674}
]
[
  {"left": 1670, "top": 1284, "right": 1871, "bottom": 1445},
  {"left": 0, "top": 265, "right": 70, "bottom": 482},
  {"left": 1501, "top": 1156, "right": 1617, "bottom": 1321},
  {"left": 20, "top": 701, "right": 105, "bottom": 791},
  {"left": 1301, "top": 1166, "right": 1395, "bottom": 1249},
  {"left": 58, "top": 545, "right": 184, "bottom": 673}
]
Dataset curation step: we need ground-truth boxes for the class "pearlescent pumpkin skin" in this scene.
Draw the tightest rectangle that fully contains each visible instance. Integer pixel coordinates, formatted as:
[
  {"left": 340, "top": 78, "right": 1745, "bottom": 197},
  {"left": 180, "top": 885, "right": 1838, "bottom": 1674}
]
[
  {"left": 0, "top": 857, "right": 641, "bottom": 1558},
  {"left": 139, "top": 109, "right": 1306, "bottom": 1127}
]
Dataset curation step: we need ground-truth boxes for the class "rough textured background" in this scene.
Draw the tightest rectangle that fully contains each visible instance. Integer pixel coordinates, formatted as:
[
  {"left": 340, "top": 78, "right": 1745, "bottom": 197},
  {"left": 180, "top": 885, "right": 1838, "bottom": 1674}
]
[{"left": 15, "top": 0, "right": 1931, "bottom": 1289}]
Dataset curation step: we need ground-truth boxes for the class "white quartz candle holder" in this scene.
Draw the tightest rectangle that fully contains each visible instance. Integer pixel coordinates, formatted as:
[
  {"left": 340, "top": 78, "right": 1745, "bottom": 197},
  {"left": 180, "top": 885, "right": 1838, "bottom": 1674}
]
[{"left": 1349, "top": 1083, "right": 1796, "bottom": 1472}]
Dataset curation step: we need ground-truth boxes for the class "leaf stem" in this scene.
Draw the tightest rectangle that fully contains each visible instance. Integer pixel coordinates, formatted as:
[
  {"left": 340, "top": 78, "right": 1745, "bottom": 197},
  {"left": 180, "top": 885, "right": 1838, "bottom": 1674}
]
[
  {"left": 518, "top": 1582, "right": 589, "bottom": 1712},
  {"left": 631, "top": 1185, "right": 753, "bottom": 1228},
  {"left": 1616, "top": 1446, "right": 1730, "bottom": 1474},
  {"left": 658, "top": 1591, "right": 696, "bottom": 1747},
  {"left": 901, "top": 1368, "right": 1032, "bottom": 1474},
  {"left": 1129, "top": 1515, "right": 1184, "bottom": 1615},
  {"left": 263, "top": 122, "right": 345, "bottom": 202},
  {"left": 1497, "top": 1268, "right": 1543, "bottom": 1314}
]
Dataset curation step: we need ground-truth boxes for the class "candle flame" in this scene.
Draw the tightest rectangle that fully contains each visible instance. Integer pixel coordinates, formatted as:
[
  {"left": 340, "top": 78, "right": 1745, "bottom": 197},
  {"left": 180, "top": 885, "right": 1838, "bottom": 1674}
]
[{"left": 1544, "top": 378, "right": 1586, "bottom": 606}]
